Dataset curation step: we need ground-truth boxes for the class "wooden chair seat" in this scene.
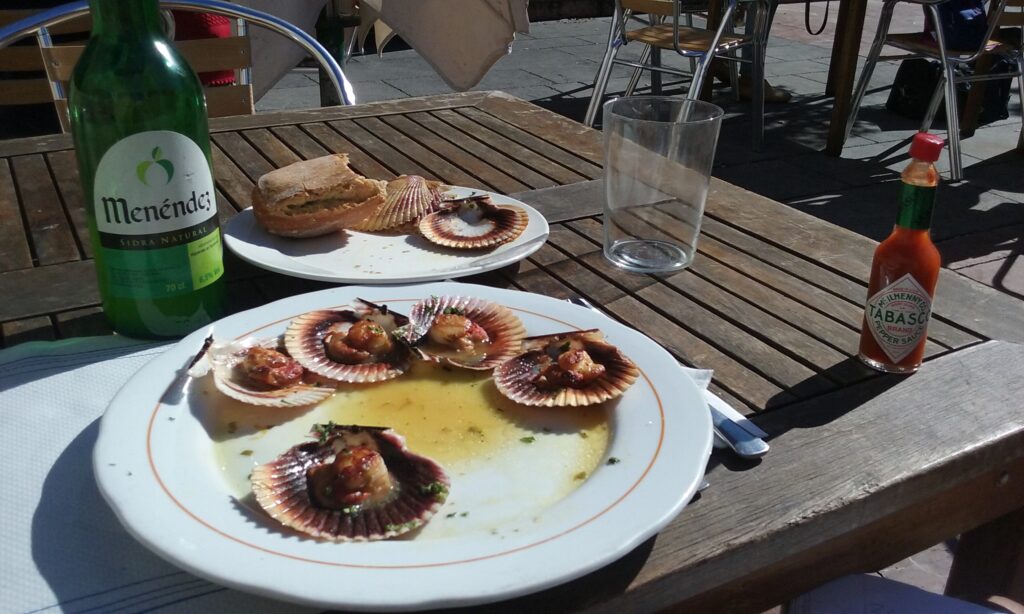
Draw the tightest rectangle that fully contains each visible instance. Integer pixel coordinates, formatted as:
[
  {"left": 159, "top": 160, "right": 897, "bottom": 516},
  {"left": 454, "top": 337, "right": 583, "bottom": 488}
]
[
  {"left": 887, "top": 32, "right": 1016, "bottom": 59},
  {"left": 625, "top": 24, "right": 744, "bottom": 52}
]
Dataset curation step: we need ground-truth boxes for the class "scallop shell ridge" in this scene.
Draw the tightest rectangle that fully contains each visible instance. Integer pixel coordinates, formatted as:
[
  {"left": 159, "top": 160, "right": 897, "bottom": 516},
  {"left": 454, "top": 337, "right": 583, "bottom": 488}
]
[
  {"left": 355, "top": 175, "right": 447, "bottom": 232},
  {"left": 419, "top": 196, "right": 528, "bottom": 250},
  {"left": 250, "top": 425, "right": 450, "bottom": 541}
]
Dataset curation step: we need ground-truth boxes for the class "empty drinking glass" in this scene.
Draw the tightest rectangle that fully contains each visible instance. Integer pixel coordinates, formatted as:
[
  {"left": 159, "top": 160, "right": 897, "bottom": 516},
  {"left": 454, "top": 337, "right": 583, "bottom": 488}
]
[{"left": 602, "top": 97, "right": 723, "bottom": 274}]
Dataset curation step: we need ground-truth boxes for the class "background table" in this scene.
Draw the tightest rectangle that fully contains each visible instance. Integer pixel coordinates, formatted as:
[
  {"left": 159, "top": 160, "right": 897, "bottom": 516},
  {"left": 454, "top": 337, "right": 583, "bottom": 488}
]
[{"left": 2, "top": 91, "right": 1023, "bottom": 611}]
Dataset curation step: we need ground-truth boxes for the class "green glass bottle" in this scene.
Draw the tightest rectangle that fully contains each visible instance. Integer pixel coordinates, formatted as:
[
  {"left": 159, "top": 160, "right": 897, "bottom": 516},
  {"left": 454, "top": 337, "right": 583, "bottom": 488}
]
[{"left": 69, "top": 0, "right": 225, "bottom": 339}]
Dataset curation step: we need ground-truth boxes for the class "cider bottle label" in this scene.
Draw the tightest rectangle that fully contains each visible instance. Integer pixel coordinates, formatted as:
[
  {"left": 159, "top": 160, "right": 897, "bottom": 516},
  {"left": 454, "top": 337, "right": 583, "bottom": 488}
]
[
  {"left": 864, "top": 273, "right": 932, "bottom": 363},
  {"left": 93, "top": 130, "right": 223, "bottom": 299}
]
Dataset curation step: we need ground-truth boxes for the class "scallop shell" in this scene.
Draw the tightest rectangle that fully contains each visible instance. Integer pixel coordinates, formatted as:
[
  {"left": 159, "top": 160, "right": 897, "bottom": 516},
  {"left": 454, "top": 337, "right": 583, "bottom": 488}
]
[
  {"left": 493, "top": 330, "right": 639, "bottom": 407},
  {"left": 284, "top": 300, "right": 412, "bottom": 383},
  {"left": 206, "top": 337, "right": 335, "bottom": 407},
  {"left": 419, "top": 196, "right": 528, "bottom": 250},
  {"left": 401, "top": 295, "right": 526, "bottom": 370},
  {"left": 354, "top": 175, "right": 447, "bottom": 232},
  {"left": 251, "top": 424, "right": 450, "bottom": 541}
]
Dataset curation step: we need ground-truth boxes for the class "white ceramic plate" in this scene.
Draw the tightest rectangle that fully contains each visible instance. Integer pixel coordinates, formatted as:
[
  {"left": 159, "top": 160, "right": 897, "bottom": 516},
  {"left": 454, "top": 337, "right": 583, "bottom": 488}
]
[
  {"left": 93, "top": 282, "right": 712, "bottom": 611},
  {"left": 222, "top": 187, "right": 550, "bottom": 284}
]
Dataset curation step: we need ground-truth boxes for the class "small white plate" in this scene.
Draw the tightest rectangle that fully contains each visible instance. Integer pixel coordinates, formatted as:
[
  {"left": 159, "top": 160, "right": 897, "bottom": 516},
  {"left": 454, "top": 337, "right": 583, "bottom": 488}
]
[
  {"left": 93, "top": 282, "right": 712, "bottom": 611},
  {"left": 222, "top": 188, "right": 550, "bottom": 284}
]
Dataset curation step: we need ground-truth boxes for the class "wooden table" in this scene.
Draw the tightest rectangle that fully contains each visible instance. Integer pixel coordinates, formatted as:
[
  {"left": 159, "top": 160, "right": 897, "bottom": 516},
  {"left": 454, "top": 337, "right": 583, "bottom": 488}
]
[{"left": 3, "top": 91, "right": 1023, "bottom": 612}]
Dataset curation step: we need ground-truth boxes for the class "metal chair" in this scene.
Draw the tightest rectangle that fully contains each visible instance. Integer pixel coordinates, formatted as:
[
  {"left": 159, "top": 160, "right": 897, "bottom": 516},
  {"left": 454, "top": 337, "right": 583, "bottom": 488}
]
[
  {"left": 843, "top": 0, "right": 1024, "bottom": 180},
  {"left": 0, "top": 0, "right": 355, "bottom": 130},
  {"left": 584, "top": 0, "right": 773, "bottom": 149}
]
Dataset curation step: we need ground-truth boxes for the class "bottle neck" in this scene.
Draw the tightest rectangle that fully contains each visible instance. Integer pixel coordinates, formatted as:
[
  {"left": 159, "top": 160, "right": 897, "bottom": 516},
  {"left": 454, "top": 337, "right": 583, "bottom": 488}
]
[
  {"left": 89, "top": 0, "right": 163, "bottom": 38},
  {"left": 895, "top": 158, "right": 937, "bottom": 231}
]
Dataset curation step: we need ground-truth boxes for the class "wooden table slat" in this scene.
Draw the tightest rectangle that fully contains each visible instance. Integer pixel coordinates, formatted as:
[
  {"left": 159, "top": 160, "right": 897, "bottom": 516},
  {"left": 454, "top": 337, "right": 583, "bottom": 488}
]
[
  {"left": 240, "top": 128, "right": 303, "bottom": 169},
  {"left": 458, "top": 106, "right": 601, "bottom": 180},
  {"left": 210, "top": 142, "right": 256, "bottom": 211},
  {"left": 210, "top": 131, "right": 276, "bottom": 183},
  {"left": 328, "top": 119, "right": 438, "bottom": 180},
  {"left": 353, "top": 116, "right": 484, "bottom": 189},
  {"left": 267, "top": 125, "right": 331, "bottom": 160},
  {"left": 379, "top": 113, "right": 524, "bottom": 193},
  {"left": 566, "top": 218, "right": 864, "bottom": 356},
  {"left": 0, "top": 158, "right": 33, "bottom": 272},
  {"left": 295, "top": 122, "right": 396, "bottom": 180},
  {"left": 45, "top": 149, "right": 92, "bottom": 260},
  {"left": 11, "top": 154, "right": 81, "bottom": 266},
  {"left": 432, "top": 108, "right": 578, "bottom": 187},
  {"left": 476, "top": 92, "right": 604, "bottom": 165},
  {"left": 403, "top": 111, "right": 532, "bottom": 194},
  {"left": 1, "top": 315, "right": 55, "bottom": 346},
  {"left": 55, "top": 306, "right": 112, "bottom": 339}
]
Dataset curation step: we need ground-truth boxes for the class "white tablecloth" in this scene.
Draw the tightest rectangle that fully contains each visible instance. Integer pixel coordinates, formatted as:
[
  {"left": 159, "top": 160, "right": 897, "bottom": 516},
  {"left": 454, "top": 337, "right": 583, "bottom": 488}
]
[{"left": 0, "top": 337, "right": 312, "bottom": 613}]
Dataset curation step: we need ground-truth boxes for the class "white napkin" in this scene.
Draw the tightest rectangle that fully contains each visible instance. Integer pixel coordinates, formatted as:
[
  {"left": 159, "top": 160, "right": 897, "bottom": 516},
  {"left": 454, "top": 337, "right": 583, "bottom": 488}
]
[
  {"left": 680, "top": 367, "right": 769, "bottom": 449},
  {"left": 361, "top": 0, "right": 530, "bottom": 90},
  {"left": 0, "top": 337, "right": 313, "bottom": 614}
]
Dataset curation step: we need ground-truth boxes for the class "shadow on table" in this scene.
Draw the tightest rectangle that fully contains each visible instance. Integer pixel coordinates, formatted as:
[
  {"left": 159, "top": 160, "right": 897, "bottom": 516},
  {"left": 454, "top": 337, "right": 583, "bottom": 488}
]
[{"left": 29, "top": 419, "right": 230, "bottom": 611}]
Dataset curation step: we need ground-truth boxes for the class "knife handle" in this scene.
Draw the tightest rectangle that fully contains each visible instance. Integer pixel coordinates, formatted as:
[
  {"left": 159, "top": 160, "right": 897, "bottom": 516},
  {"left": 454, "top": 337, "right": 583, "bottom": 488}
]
[{"left": 711, "top": 406, "right": 770, "bottom": 459}]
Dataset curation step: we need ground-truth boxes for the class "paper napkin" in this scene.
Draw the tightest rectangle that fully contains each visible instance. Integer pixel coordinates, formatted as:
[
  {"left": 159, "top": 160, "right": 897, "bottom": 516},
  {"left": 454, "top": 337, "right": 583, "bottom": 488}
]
[{"left": 679, "top": 366, "right": 769, "bottom": 449}]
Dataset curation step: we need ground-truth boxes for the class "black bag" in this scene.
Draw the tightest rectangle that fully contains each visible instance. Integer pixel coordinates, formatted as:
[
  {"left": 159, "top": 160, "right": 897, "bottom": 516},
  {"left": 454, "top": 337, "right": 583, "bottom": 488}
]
[{"left": 885, "top": 57, "right": 1012, "bottom": 126}]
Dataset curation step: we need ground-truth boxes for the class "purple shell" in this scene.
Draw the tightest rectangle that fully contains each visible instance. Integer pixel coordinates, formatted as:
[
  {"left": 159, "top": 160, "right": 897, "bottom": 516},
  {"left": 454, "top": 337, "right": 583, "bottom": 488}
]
[{"left": 251, "top": 425, "right": 450, "bottom": 541}]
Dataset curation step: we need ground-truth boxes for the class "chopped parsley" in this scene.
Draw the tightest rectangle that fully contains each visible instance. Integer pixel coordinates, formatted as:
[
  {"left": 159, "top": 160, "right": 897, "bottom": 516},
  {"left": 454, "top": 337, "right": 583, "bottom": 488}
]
[
  {"left": 559, "top": 341, "right": 571, "bottom": 353},
  {"left": 467, "top": 425, "right": 484, "bottom": 436},
  {"left": 442, "top": 306, "right": 465, "bottom": 315},
  {"left": 420, "top": 481, "right": 448, "bottom": 498},
  {"left": 519, "top": 436, "right": 536, "bottom": 444},
  {"left": 446, "top": 512, "right": 457, "bottom": 518},
  {"left": 226, "top": 421, "right": 238, "bottom": 434},
  {"left": 240, "top": 449, "right": 254, "bottom": 457},
  {"left": 313, "top": 422, "right": 338, "bottom": 442},
  {"left": 460, "top": 511, "right": 469, "bottom": 518},
  {"left": 606, "top": 457, "right": 621, "bottom": 465},
  {"left": 574, "top": 471, "right": 587, "bottom": 481}
]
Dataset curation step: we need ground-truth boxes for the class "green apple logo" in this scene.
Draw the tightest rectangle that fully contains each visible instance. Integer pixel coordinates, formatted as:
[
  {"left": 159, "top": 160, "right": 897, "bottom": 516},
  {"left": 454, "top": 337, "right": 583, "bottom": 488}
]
[{"left": 136, "top": 147, "right": 174, "bottom": 186}]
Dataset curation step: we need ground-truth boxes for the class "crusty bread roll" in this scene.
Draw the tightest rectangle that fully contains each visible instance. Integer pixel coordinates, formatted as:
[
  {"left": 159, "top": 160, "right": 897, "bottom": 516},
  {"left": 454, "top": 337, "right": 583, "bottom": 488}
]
[{"left": 251, "top": 154, "right": 387, "bottom": 238}]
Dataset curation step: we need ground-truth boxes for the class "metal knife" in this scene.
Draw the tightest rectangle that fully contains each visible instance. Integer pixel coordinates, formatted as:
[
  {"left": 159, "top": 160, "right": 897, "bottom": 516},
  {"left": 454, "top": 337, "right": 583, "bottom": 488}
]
[{"left": 565, "top": 296, "right": 769, "bottom": 460}]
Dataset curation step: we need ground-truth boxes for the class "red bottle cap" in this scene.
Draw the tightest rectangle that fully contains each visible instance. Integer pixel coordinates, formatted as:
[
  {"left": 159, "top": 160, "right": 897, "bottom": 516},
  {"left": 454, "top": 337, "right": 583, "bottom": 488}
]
[{"left": 909, "top": 132, "right": 945, "bottom": 162}]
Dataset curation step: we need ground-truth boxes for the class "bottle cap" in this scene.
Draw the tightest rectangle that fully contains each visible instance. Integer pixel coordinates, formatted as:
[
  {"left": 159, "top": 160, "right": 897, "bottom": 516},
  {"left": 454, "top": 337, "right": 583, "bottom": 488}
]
[{"left": 909, "top": 132, "right": 945, "bottom": 162}]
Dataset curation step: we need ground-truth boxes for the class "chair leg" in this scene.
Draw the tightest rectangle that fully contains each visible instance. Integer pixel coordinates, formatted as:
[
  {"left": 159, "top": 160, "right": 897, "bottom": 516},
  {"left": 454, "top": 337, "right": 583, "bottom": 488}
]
[
  {"left": 651, "top": 46, "right": 663, "bottom": 95},
  {"left": 584, "top": 8, "right": 625, "bottom": 128},
  {"left": 750, "top": 0, "right": 769, "bottom": 150},
  {"left": 927, "top": 3, "right": 962, "bottom": 180},
  {"left": 921, "top": 77, "right": 945, "bottom": 132},
  {"left": 844, "top": 0, "right": 897, "bottom": 144},
  {"left": 691, "top": 0, "right": 737, "bottom": 97},
  {"left": 625, "top": 45, "right": 652, "bottom": 96},
  {"left": 1017, "top": 56, "right": 1024, "bottom": 152}
]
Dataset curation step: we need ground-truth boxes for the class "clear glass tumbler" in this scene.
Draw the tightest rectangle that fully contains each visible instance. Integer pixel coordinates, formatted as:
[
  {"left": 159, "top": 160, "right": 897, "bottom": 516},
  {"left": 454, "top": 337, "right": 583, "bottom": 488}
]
[{"left": 602, "top": 97, "right": 724, "bottom": 274}]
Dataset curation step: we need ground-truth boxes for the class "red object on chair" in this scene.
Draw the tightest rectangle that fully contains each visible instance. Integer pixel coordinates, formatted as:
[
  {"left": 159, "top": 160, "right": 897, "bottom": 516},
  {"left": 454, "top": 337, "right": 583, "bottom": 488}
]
[{"left": 171, "top": 11, "right": 236, "bottom": 86}]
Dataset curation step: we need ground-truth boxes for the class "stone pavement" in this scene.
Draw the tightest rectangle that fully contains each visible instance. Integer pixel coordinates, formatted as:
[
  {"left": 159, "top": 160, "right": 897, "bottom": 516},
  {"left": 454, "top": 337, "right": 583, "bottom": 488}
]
[{"left": 255, "top": 7, "right": 1022, "bottom": 606}]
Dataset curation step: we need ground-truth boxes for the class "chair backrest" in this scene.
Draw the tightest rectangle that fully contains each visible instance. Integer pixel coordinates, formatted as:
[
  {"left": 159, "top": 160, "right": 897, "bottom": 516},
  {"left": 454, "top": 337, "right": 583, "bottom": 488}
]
[
  {"left": 620, "top": 0, "right": 677, "bottom": 17},
  {"left": 0, "top": 0, "right": 353, "bottom": 133},
  {"left": 40, "top": 27, "right": 256, "bottom": 130},
  {"left": 0, "top": 10, "right": 90, "bottom": 112}
]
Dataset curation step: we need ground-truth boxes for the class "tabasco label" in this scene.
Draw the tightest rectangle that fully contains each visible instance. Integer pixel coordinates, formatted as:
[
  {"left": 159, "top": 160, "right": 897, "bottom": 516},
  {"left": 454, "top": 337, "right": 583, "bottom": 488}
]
[{"left": 864, "top": 273, "right": 933, "bottom": 363}]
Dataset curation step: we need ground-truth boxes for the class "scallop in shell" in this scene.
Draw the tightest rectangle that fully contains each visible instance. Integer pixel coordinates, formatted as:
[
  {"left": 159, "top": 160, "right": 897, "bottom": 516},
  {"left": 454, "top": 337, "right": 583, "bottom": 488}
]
[
  {"left": 400, "top": 295, "right": 526, "bottom": 370},
  {"left": 200, "top": 337, "right": 336, "bottom": 407},
  {"left": 493, "top": 330, "right": 639, "bottom": 407},
  {"left": 251, "top": 424, "right": 450, "bottom": 541},
  {"left": 419, "top": 195, "right": 528, "bottom": 250},
  {"left": 354, "top": 175, "right": 447, "bottom": 232},
  {"left": 284, "top": 300, "right": 412, "bottom": 383}
]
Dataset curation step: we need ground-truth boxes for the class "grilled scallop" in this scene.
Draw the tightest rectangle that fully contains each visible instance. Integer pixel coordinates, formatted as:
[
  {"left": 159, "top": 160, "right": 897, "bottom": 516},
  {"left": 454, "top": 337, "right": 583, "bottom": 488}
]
[
  {"left": 399, "top": 295, "right": 526, "bottom": 370},
  {"left": 284, "top": 300, "right": 412, "bottom": 383},
  {"left": 251, "top": 424, "right": 450, "bottom": 541},
  {"left": 201, "top": 337, "right": 336, "bottom": 407},
  {"left": 493, "top": 330, "right": 639, "bottom": 407}
]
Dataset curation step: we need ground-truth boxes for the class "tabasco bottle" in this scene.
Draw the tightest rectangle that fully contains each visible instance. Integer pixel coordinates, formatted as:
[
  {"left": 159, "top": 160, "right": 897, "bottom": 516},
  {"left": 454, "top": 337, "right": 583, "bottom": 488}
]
[
  {"left": 68, "top": 0, "right": 225, "bottom": 339},
  {"left": 858, "top": 132, "right": 944, "bottom": 373}
]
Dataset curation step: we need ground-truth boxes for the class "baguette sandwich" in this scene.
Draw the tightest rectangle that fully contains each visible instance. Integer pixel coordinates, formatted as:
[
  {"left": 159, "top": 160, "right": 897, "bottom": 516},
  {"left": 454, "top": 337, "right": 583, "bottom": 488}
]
[{"left": 251, "top": 154, "right": 387, "bottom": 238}]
